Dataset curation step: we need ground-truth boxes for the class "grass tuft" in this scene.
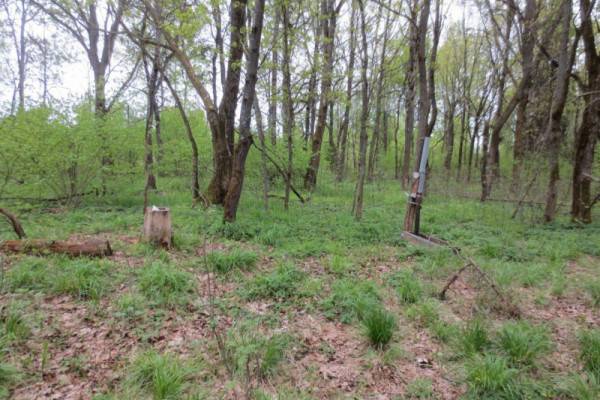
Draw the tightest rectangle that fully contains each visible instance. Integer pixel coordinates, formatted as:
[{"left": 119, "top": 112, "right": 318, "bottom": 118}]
[
  {"left": 579, "top": 329, "right": 600, "bottom": 379},
  {"left": 585, "top": 280, "right": 600, "bottom": 307},
  {"left": 465, "top": 355, "right": 521, "bottom": 399},
  {"left": 207, "top": 249, "right": 257, "bottom": 274},
  {"left": 321, "top": 278, "right": 380, "bottom": 323},
  {"left": 496, "top": 321, "right": 551, "bottom": 366},
  {"left": 138, "top": 262, "right": 195, "bottom": 307},
  {"left": 52, "top": 260, "right": 112, "bottom": 300},
  {"left": 459, "top": 318, "right": 490, "bottom": 356},
  {"left": 127, "top": 351, "right": 193, "bottom": 400},
  {"left": 389, "top": 270, "right": 423, "bottom": 304},
  {"left": 243, "top": 263, "right": 305, "bottom": 300},
  {"left": 362, "top": 307, "right": 395, "bottom": 350}
]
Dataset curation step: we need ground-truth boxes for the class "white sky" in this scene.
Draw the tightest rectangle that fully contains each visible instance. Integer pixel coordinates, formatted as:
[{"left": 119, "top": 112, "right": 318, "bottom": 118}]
[{"left": 0, "top": 1, "right": 470, "bottom": 115}]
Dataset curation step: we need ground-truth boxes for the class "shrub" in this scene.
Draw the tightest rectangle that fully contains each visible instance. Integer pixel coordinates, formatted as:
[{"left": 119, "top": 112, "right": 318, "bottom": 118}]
[
  {"left": 244, "top": 263, "right": 305, "bottom": 300},
  {"left": 496, "top": 321, "right": 551, "bottom": 366},
  {"left": 362, "top": 307, "right": 395, "bottom": 350},
  {"left": 322, "top": 279, "right": 380, "bottom": 323},
  {"left": 138, "top": 262, "right": 195, "bottom": 307},
  {"left": 207, "top": 249, "right": 257, "bottom": 274},
  {"left": 579, "top": 329, "right": 600, "bottom": 379}
]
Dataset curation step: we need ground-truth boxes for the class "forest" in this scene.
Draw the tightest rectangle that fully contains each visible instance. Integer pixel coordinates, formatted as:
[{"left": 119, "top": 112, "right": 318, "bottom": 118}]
[{"left": 0, "top": 0, "right": 599, "bottom": 398}]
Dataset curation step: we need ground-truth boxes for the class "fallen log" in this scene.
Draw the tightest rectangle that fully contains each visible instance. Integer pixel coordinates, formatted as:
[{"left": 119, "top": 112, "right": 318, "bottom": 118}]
[{"left": 0, "top": 239, "right": 113, "bottom": 257}]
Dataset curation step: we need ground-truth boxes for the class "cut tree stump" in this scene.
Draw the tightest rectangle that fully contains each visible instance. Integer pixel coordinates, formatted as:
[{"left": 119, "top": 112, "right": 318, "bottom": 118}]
[
  {"left": 0, "top": 239, "right": 113, "bottom": 257},
  {"left": 143, "top": 206, "right": 173, "bottom": 249}
]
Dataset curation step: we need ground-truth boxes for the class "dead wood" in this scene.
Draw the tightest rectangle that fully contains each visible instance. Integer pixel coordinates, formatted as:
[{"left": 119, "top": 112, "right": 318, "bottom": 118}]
[
  {"left": 438, "top": 256, "right": 521, "bottom": 317},
  {"left": 0, "top": 208, "right": 27, "bottom": 239},
  {"left": 252, "top": 142, "right": 306, "bottom": 203},
  {"left": 0, "top": 239, "right": 113, "bottom": 257}
]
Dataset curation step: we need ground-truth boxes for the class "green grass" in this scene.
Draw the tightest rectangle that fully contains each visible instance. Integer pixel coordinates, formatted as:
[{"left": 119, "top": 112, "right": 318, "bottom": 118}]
[
  {"left": 464, "top": 355, "right": 522, "bottom": 399},
  {"left": 0, "top": 307, "right": 29, "bottom": 343},
  {"left": 579, "top": 329, "right": 600, "bottom": 379},
  {"left": 389, "top": 269, "right": 423, "bottom": 304},
  {"left": 243, "top": 263, "right": 305, "bottom": 301},
  {"left": 0, "top": 362, "right": 20, "bottom": 399},
  {"left": 585, "top": 280, "right": 600, "bottom": 307},
  {"left": 126, "top": 351, "right": 194, "bottom": 400},
  {"left": 52, "top": 259, "right": 113, "bottom": 300},
  {"left": 496, "top": 321, "right": 551, "bottom": 367},
  {"left": 321, "top": 278, "right": 380, "bottom": 323},
  {"left": 207, "top": 249, "right": 258, "bottom": 274},
  {"left": 362, "top": 307, "right": 395, "bottom": 350},
  {"left": 138, "top": 262, "right": 195, "bottom": 307},
  {"left": 459, "top": 318, "right": 490, "bottom": 356},
  {"left": 559, "top": 373, "right": 600, "bottom": 400}
]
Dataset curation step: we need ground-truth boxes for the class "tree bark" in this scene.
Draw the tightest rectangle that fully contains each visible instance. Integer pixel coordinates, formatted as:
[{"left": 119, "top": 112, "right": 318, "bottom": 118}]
[
  {"left": 571, "top": 0, "right": 600, "bottom": 223},
  {"left": 402, "top": 0, "right": 418, "bottom": 188},
  {"left": 1, "top": 239, "right": 113, "bottom": 257},
  {"left": 304, "top": 0, "right": 338, "bottom": 191},
  {"left": 223, "top": 0, "right": 266, "bottom": 222},
  {"left": 353, "top": 0, "right": 369, "bottom": 221},
  {"left": 281, "top": 5, "right": 295, "bottom": 210},
  {"left": 335, "top": 4, "right": 356, "bottom": 182}
]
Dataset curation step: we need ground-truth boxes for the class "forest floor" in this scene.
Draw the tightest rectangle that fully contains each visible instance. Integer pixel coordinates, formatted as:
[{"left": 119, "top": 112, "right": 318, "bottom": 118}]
[{"left": 1, "top": 177, "right": 599, "bottom": 399}]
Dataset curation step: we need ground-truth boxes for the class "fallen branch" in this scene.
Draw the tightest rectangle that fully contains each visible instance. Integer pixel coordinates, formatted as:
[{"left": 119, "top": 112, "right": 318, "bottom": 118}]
[
  {"left": 251, "top": 142, "right": 306, "bottom": 204},
  {"left": 438, "top": 256, "right": 521, "bottom": 317},
  {"left": 0, "top": 239, "right": 113, "bottom": 257},
  {"left": 0, "top": 208, "right": 26, "bottom": 239}
]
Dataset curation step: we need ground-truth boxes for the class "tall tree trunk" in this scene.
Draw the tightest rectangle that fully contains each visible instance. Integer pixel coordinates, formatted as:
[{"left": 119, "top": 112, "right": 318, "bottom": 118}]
[
  {"left": 543, "top": 0, "right": 575, "bottom": 222},
  {"left": 335, "top": 4, "right": 356, "bottom": 182},
  {"left": 402, "top": 0, "right": 418, "bottom": 188},
  {"left": 206, "top": 0, "right": 248, "bottom": 205},
  {"left": 268, "top": 9, "right": 280, "bottom": 146},
  {"left": 367, "top": 1, "right": 391, "bottom": 181},
  {"left": 282, "top": 5, "right": 295, "bottom": 210},
  {"left": 512, "top": 0, "right": 537, "bottom": 190},
  {"left": 163, "top": 75, "right": 202, "bottom": 203},
  {"left": 254, "top": 99, "right": 270, "bottom": 210},
  {"left": 223, "top": 0, "right": 265, "bottom": 222},
  {"left": 304, "top": 0, "right": 338, "bottom": 191},
  {"left": 571, "top": 0, "right": 600, "bottom": 223},
  {"left": 353, "top": 0, "right": 369, "bottom": 221}
]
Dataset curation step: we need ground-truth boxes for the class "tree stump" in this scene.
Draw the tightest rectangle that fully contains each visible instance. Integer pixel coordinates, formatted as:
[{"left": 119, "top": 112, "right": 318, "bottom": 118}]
[{"left": 143, "top": 207, "right": 173, "bottom": 249}]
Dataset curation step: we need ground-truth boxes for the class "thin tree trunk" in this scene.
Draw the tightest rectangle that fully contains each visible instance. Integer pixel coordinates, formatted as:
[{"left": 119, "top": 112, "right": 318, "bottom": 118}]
[
  {"left": 335, "top": 4, "right": 356, "bottom": 182},
  {"left": 353, "top": 0, "right": 369, "bottom": 221},
  {"left": 282, "top": 5, "right": 294, "bottom": 210},
  {"left": 268, "top": 9, "right": 280, "bottom": 146},
  {"left": 304, "top": 0, "right": 338, "bottom": 191},
  {"left": 254, "top": 99, "right": 269, "bottom": 210}
]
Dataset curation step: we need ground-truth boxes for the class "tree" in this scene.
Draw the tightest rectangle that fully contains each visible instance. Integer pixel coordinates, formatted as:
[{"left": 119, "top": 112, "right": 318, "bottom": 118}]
[
  {"left": 571, "top": 0, "right": 600, "bottom": 223},
  {"left": 352, "top": 0, "right": 369, "bottom": 221},
  {"left": 304, "top": 0, "right": 342, "bottom": 191}
]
